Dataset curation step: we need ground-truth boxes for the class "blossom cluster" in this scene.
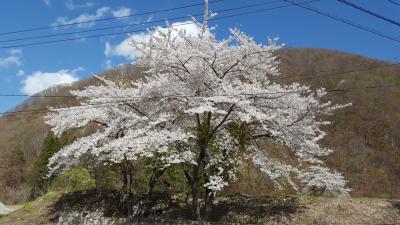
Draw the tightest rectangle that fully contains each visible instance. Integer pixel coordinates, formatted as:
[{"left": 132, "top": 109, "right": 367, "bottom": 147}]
[{"left": 45, "top": 16, "right": 350, "bottom": 195}]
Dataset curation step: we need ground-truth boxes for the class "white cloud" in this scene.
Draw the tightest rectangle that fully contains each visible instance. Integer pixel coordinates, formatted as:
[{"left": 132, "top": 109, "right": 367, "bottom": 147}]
[
  {"left": 0, "top": 56, "right": 21, "bottom": 68},
  {"left": 52, "top": 6, "right": 110, "bottom": 28},
  {"left": 8, "top": 49, "right": 22, "bottom": 55},
  {"left": 16, "top": 69, "right": 25, "bottom": 77},
  {"left": 0, "top": 49, "right": 22, "bottom": 69},
  {"left": 104, "top": 42, "right": 112, "bottom": 56},
  {"left": 146, "top": 15, "right": 153, "bottom": 22},
  {"left": 104, "top": 59, "right": 112, "bottom": 69},
  {"left": 166, "top": 21, "right": 204, "bottom": 37},
  {"left": 104, "top": 21, "right": 202, "bottom": 60},
  {"left": 105, "top": 32, "right": 148, "bottom": 60},
  {"left": 71, "top": 66, "right": 85, "bottom": 73},
  {"left": 21, "top": 69, "right": 80, "bottom": 95},
  {"left": 112, "top": 7, "right": 131, "bottom": 17},
  {"left": 53, "top": 5, "right": 132, "bottom": 28},
  {"left": 43, "top": 0, "right": 51, "bottom": 6},
  {"left": 66, "top": 0, "right": 95, "bottom": 10}
]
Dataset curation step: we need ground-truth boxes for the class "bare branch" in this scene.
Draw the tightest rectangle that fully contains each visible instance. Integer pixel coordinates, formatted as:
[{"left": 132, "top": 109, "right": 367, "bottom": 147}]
[
  {"left": 92, "top": 120, "right": 109, "bottom": 128},
  {"left": 178, "top": 58, "right": 191, "bottom": 75},
  {"left": 210, "top": 104, "right": 235, "bottom": 136},
  {"left": 123, "top": 102, "right": 149, "bottom": 118},
  {"left": 251, "top": 133, "right": 272, "bottom": 139},
  {"left": 287, "top": 107, "right": 311, "bottom": 127},
  {"left": 221, "top": 54, "right": 247, "bottom": 79}
]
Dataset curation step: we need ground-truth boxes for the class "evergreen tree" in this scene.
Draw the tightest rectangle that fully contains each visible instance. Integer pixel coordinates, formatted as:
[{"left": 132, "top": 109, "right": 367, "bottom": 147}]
[{"left": 30, "top": 132, "right": 63, "bottom": 198}]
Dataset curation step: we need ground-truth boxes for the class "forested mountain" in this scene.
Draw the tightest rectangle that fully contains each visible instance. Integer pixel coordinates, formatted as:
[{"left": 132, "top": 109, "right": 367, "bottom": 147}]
[{"left": 1, "top": 48, "right": 399, "bottom": 204}]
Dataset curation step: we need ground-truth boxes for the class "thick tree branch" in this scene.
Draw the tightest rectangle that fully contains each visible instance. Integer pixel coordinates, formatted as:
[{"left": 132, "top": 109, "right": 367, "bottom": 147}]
[
  {"left": 251, "top": 133, "right": 272, "bottom": 139},
  {"left": 178, "top": 58, "right": 191, "bottom": 75},
  {"left": 124, "top": 102, "right": 149, "bottom": 118},
  {"left": 184, "top": 56, "right": 193, "bottom": 65},
  {"left": 181, "top": 163, "right": 193, "bottom": 185},
  {"left": 196, "top": 113, "right": 201, "bottom": 128},
  {"left": 287, "top": 107, "right": 311, "bottom": 127},
  {"left": 92, "top": 120, "right": 109, "bottom": 128},
  {"left": 210, "top": 53, "right": 222, "bottom": 78},
  {"left": 221, "top": 54, "right": 247, "bottom": 79},
  {"left": 171, "top": 71, "right": 185, "bottom": 82},
  {"left": 206, "top": 112, "right": 212, "bottom": 131},
  {"left": 210, "top": 104, "right": 235, "bottom": 136}
]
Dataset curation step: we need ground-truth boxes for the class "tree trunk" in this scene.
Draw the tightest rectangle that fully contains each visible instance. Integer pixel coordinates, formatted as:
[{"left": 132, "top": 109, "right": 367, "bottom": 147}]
[
  {"left": 204, "top": 188, "right": 214, "bottom": 220},
  {"left": 189, "top": 112, "right": 212, "bottom": 220},
  {"left": 120, "top": 159, "right": 135, "bottom": 194},
  {"left": 148, "top": 172, "right": 156, "bottom": 197},
  {"left": 120, "top": 159, "right": 136, "bottom": 217},
  {"left": 191, "top": 165, "right": 201, "bottom": 220},
  {"left": 203, "top": 169, "right": 214, "bottom": 220},
  {"left": 121, "top": 163, "right": 128, "bottom": 191},
  {"left": 147, "top": 167, "right": 164, "bottom": 197}
]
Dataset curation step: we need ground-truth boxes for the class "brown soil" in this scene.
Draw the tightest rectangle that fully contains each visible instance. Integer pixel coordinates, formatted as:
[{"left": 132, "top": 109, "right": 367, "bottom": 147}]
[{"left": 0, "top": 190, "right": 399, "bottom": 225}]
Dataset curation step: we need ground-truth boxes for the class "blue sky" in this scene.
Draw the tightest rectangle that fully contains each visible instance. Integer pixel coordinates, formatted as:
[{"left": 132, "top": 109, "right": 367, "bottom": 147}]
[{"left": 0, "top": 0, "right": 399, "bottom": 113}]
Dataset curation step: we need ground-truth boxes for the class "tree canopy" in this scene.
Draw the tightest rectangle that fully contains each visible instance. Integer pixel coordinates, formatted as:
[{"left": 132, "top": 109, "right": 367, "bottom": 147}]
[{"left": 45, "top": 4, "right": 350, "bottom": 219}]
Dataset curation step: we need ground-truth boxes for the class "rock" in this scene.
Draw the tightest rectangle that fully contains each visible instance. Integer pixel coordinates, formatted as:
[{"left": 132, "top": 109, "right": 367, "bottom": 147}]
[
  {"left": 388, "top": 200, "right": 400, "bottom": 210},
  {"left": 0, "top": 201, "right": 13, "bottom": 215}
]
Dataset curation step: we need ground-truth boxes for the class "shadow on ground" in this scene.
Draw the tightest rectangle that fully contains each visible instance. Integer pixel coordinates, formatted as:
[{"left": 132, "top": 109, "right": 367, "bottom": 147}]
[{"left": 51, "top": 189, "right": 303, "bottom": 224}]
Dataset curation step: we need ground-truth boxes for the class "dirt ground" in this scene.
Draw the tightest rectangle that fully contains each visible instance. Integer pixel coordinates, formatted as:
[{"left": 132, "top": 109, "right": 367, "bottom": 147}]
[
  {"left": 290, "top": 196, "right": 400, "bottom": 225},
  {"left": 0, "top": 191, "right": 398, "bottom": 225}
]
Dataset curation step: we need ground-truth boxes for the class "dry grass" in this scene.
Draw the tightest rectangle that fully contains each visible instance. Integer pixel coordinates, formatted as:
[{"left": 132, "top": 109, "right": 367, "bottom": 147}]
[
  {"left": 0, "top": 192, "right": 60, "bottom": 225},
  {"left": 0, "top": 193, "right": 398, "bottom": 225},
  {"left": 290, "top": 196, "right": 400, "bottom": 225}
]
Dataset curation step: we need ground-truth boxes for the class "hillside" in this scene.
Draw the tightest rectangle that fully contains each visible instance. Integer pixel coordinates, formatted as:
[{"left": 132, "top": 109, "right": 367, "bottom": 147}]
[{"left": 0, "top": 48, "right": 399, "bottom": 204}]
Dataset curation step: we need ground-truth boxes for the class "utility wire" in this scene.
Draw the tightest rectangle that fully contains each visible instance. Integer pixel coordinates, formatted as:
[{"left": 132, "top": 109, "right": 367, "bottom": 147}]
[
  {"left": 1, "top": 57, "right": 398, "bottom": 98},
  {"left": 0, "top": 0, "right": 297, "bottom": 43},
  {"left": 387, "top": 0, "right": 400, "bottom": 6},
  {"left": 0, "top": 0, "right": 321, "bottom": 49},
  {"left": 281, "top": 0, "right": 400, "bottom": 44},
  {"left": 278, "top": 61, "right": 400, "bottom": 83},
  {"left": 327, "top": 84, "right": 400, "bottom": 92},
  {"left": 338, "top": 0, "right": 400, "bottom": 28},
  {"left": 1, "top": 84, "right": 399, "bottom": 116},
  {"left": 0, "top": 0, "right": 224, "bottom": 36},
  {"left": 275, "top": 56, "right": 399, "bottom": 81}
]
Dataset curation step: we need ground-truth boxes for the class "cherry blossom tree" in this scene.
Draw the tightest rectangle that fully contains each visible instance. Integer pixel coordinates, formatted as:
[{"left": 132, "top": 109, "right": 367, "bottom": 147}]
[
  {"left": 127, "top": 13, "right": 350, "bottom": 219},
  {"left": 45, "top": 1, "right": 350, "bottom": 220},
  {"left": 45, "top": 77, "right": 194, "bottom": 194}
]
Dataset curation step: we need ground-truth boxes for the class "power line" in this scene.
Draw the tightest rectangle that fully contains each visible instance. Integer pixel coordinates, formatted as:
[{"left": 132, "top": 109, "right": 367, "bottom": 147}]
[
  {"left": 281, "top": 0, "right": 400, "bottom": 44},
  {"left": 0, "top": 0, "right": 294, "bottom": 44},
  {"left": 1, "top": 99, "right": 147, "bottom": 116},
  {"left": 278, "top": 61, "right": 400, "bottom": 83},
  {"left": 1, "top": 56, "right": 399, "bottom": 98},
  {"left": 327, "top": 84, "right": 400, "bottom": 92},
  {"left": 275, "top": 56, "right": 398, "bottom": 81},
  {"left": 0, "top": 94, "right": 75, "bottom": 98},
  {"left": 1, "top": 84, "right": 399, "bottom": 116},
  {"left": 338, "top": 0, "right": 400, "bottom": 28},
  {"left": 0, "top": 0, "right": 224, "bottom": 36},
  {"left": 0, "top": 0, "right": 322, "bottom": 49},
  {"left": 387, "top": 0, "right": 400, "bottom": 6}
]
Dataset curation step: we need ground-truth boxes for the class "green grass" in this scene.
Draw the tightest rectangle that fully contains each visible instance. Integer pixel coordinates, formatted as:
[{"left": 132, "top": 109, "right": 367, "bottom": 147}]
[
  {"left": 19, "top": 192, "right": 62, "bottom": 214},
  {"left": 22, "top": 202, "right": 34, "bottom": 212},
  {"left": 42, "top": 192, "right": 60, "bottom": 203}
]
